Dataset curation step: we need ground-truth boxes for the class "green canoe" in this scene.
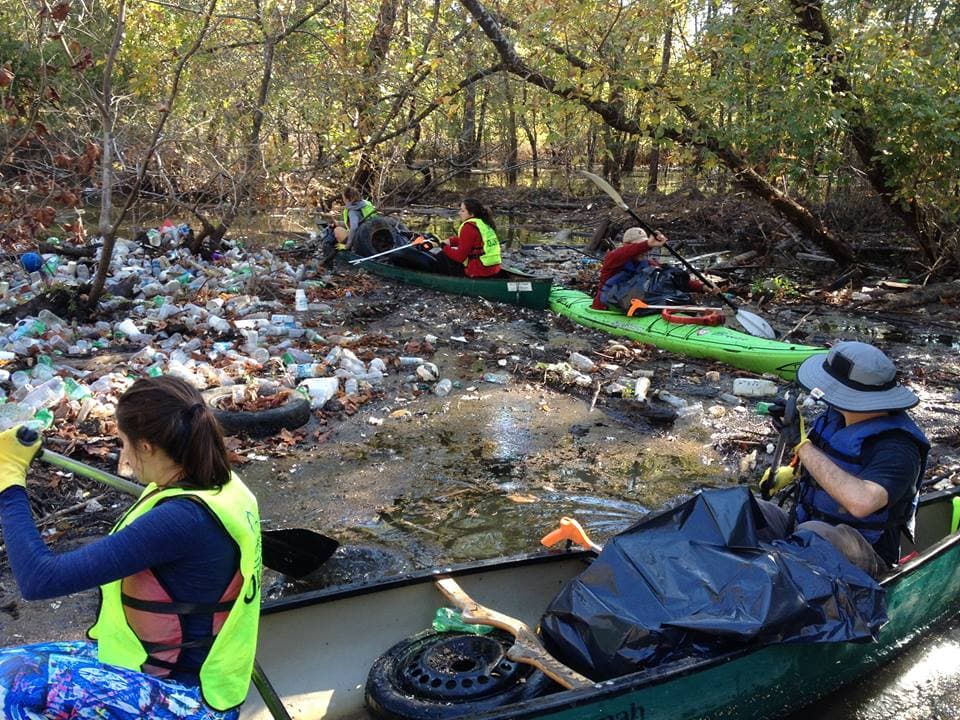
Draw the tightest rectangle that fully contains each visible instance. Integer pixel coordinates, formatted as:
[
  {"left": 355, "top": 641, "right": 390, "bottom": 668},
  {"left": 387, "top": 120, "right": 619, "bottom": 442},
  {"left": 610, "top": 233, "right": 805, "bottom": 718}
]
[
  {"left": 549, "top": 288, "right": 825, "bottom": 379},
  {"left": 343, "top": 252, "right": 553, "bottom": 310},
  {"left": 241, "top": 487, "right": 960, "bottom": 720}
]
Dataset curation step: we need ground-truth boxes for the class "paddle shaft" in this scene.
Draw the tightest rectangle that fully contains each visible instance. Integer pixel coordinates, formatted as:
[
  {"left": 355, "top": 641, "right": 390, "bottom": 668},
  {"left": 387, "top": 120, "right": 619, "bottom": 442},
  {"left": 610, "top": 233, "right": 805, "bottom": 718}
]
[
  {"left": 435, "top": 576, "right": 594, "bottom": 689},
  {"left": 18, "top": 430, "right": 339, "bottom": 578},
  {"left": 349, "top": 237, "right": 422, "bottom": 264}
]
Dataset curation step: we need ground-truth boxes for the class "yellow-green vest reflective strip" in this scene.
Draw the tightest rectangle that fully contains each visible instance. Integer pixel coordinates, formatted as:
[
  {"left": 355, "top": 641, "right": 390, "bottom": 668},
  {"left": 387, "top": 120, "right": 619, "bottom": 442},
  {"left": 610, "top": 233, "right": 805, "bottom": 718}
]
[
  {"left": 88, "top": 475, "right": 261, "bottom": 712},
  {"left": 342, "top": 200, "right": 377, "bottom": 228},
  {"left": 458, "top": 217, "right": 501, "bottom": 267}
]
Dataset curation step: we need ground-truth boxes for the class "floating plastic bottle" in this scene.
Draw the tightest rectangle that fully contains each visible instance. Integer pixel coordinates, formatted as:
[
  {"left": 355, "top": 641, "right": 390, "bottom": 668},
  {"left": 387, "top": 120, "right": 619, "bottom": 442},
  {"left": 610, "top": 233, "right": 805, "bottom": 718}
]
[
  {"left": 732, "top": 378, "right": 778, "bottom": 398},
  {"left": 432, "top": 607, "right": 493, "bottom": 635}
]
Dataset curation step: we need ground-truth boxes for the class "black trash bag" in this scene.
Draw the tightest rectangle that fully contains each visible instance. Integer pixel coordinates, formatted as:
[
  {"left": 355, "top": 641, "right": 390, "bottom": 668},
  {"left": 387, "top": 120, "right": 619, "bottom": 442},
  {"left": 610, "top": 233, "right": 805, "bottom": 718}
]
[{"left": 540, "top": 487, "right": 887, "bottom": 681}]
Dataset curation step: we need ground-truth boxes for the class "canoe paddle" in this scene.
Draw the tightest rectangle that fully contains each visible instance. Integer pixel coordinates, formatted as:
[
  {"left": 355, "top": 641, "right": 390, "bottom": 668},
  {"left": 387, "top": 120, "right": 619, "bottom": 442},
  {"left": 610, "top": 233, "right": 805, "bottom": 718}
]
[
  {"left": 434, "top": 576, "right": 594, "bottom": 689},
  {"left": 579, "top": 170, "right": 777, "bottom": 339},
  {"left": 15, "top": 428, "right": 339, "bottom": 578},
  {"left": 348, "top": 235, "right": 430, "bottom": 264}
]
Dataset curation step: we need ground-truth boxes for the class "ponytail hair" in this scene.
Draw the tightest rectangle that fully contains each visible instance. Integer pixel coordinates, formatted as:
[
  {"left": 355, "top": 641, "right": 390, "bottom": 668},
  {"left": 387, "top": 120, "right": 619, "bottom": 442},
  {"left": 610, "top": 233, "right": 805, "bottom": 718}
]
[
  {"left": 462, "top": 196, "right": 497, "bottom": 234},
  {"left": 117, "top": 376, "right": 231, "bottom": 489}
]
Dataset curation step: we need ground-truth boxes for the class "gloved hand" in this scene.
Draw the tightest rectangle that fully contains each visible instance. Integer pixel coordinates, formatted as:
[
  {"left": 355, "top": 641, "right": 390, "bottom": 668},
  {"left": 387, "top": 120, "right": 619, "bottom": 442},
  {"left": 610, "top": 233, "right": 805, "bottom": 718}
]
[
  {"left": 759, "top": 464, "right": 798, "bottom": 499},
  {"left": 772, "top": 409, "right": 807, "bottom": 454},
  {"left": 0, "top": 425, "right": 42, "bottom": 494}
]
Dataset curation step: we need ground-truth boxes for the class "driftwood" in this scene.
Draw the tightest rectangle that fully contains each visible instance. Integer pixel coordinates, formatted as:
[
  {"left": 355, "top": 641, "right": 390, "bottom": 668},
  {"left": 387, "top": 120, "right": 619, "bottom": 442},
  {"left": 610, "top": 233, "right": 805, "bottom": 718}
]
[
  {"left": 709, "top": 250, "right": 758, "bottom": 272},
  {"left": 881, "top": 279, "right": 960, "bottom": 308},
  {"left": 38, "top": 241, "right": 98, "bottom": 258}
]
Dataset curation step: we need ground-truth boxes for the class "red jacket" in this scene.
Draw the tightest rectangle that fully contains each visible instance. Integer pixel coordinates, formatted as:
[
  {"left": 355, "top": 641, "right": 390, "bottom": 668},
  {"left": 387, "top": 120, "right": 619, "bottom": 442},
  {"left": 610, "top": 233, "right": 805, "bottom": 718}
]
[
  {"left": 442, "top": 222, "right": 501, "bottom": 278},
  {"left": 592, "top": 242, "right": 704, "bottom": 310}
]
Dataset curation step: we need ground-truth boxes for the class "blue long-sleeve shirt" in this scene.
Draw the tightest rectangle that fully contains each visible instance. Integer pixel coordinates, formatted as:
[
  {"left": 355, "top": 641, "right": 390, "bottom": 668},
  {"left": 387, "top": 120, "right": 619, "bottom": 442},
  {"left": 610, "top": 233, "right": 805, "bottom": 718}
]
[{"left": 0, "top": 486, "right": 238, "bottom": 682}]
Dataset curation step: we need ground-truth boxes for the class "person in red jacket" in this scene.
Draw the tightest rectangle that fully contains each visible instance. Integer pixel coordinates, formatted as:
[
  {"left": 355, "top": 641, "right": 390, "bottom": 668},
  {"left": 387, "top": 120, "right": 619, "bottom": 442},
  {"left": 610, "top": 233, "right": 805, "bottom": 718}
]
[
  {"left": 592, "top": 227, "right": 705, "bottom": 311},
  {"left": 434, "top": 197, "right": 502, "bottom": 278}
]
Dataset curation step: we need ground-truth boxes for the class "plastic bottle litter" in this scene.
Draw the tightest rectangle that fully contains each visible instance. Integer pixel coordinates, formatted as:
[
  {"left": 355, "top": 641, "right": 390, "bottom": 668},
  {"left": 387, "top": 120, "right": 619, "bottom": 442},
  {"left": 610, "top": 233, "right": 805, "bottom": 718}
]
[
  {"left": 674, "top": 401, "right": 704, "bottom": 428},
  {"left": 732, "top": 378, "right": 778, "bottom": 398},
  {"left": 655, "top": 390, "right": 688, "bottom": 409},
  {"left": 482, "top": 372, "right": 509, "bottom": 385},
  {"left": 343, "top": 377, "right": 359, "bottom": 396},
  {"left": 299, "top": 377, "right": 339, "bottom": 409},
  {"left": 434, "top": 378, "right": 452, "bottom": 397},
  {"left": 290, "top": 363, "right": 325, "bottom": 379},
  {"left": 64, "top": 378, "right": 92, "bottom": 401},
  {"left": 432, "top": 607, "right": 493, "bottom": 635},
  {"left": 398, "top": 356, "right": 424, "bottom": 367},
  {"left": 116, "top": 318, "right": 141, "bottom": 339},
  {"left": 568, "top": 352, "right": 595, "bottom": 372},
  {"left": 20, "top": 377, "right": 65, "bottom": 412},
  {"left": 295, "top": 289, "right": 308, "bottom": 312}
]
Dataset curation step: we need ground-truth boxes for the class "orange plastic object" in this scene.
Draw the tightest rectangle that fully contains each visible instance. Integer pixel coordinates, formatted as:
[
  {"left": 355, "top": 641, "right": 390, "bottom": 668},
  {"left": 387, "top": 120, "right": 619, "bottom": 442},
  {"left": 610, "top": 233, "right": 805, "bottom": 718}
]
[
  {"left": 660, "top": 308, "right": 724, "bottom": 326},
  {"left": 540, "top": 516, "right": 602, "bottom": 552}
]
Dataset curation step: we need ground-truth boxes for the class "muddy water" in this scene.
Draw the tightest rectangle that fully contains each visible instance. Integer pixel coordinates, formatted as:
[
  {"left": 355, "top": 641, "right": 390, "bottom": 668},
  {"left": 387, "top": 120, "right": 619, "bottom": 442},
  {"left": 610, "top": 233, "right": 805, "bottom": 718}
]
[{"left": 243, "top": 383, "right": 729, "bottom": 572}]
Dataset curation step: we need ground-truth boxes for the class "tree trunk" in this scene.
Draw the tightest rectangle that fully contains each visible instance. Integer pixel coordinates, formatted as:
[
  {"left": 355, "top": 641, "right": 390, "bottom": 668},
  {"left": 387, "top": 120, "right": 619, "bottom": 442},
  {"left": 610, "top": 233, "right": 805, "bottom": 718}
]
[
  {"left": 647, "top": 14, "right": 673, "bottom": 194},
  {"left": 788, "top": 0, "right": 941, "bottom": 264},
  {"left": 456, "top": 82, "right": 478, "bottom": 173},
  {"left": 460, "top": 0, "right": 856, "bottom": 264},
  {"left": 503, "top": 77, "right": 518, "bottom": 186}
]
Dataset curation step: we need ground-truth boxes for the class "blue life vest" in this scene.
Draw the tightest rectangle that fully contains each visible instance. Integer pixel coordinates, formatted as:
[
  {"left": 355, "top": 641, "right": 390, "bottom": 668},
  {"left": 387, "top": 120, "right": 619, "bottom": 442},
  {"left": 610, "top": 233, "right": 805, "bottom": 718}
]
[
  {"left": 599, "top": 260, "right": 692, "bottom": 311},
  {"left": 796, "top": 408, "right": 930, "bottom": 552}
]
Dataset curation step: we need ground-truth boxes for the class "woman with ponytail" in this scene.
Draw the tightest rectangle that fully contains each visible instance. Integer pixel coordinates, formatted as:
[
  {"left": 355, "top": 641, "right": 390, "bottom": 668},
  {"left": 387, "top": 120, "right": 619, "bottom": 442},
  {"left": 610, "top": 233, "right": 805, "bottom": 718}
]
[
  {"left": 0, "top": 376, "right": 260, "bottom": 719},
  {"left": 435, "top": 196, "right": 503, "bottom": 278}
]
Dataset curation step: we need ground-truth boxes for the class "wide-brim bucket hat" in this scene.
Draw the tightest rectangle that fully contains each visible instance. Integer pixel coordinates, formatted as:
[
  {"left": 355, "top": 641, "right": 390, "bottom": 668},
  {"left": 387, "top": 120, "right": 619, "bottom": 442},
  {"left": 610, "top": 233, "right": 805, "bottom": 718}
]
[{"left": 797, "top": 341, "right": 919, "bottom": 412}]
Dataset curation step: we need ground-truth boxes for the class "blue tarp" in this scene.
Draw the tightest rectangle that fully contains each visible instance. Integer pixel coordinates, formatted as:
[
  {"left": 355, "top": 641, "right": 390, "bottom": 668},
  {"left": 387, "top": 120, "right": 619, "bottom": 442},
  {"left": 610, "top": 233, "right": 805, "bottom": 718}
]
[{"left": 540, "top": 487, "right": 887, "bottom": 680}]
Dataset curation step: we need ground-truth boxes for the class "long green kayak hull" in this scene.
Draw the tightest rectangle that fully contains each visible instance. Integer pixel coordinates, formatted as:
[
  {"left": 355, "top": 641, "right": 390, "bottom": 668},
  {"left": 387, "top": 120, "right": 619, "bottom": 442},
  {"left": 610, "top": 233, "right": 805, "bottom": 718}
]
[
  {"left": 549, "top": 288, "right": 825, "bottom": 379},
  {"left": 344, "top": 252, "right": 553, "bottom": 309}
]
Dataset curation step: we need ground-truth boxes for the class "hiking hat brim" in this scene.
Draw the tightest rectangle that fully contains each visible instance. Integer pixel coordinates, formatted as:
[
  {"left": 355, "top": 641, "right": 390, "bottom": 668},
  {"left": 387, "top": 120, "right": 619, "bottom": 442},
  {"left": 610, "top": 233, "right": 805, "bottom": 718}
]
[{"left": 797, "top": 352, "right": 919, "bottom": 412}]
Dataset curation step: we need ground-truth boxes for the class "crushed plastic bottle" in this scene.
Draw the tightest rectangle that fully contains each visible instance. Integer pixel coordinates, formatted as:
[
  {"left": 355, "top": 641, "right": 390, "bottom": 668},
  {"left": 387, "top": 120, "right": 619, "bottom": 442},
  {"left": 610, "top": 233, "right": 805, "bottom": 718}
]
[
  {"left": 434, "top": 378, "right": 452, "bottom": 397},
  {"left": 299, "top": 377, "right": 339, "bottom": 409},
  {"left": 432, "top": 607, "right": 493, "bottom": 635},
  {"left": 568, "top": 352, "right": 595, "bottom": 372},
  {"left": 20, "top": 377, "right": 65, "bottom": 413}
]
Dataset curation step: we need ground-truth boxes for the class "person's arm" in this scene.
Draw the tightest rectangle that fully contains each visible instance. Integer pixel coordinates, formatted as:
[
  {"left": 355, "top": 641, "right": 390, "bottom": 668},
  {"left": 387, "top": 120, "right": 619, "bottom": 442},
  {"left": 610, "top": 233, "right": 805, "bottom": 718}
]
[
  {"left": 0, "top": 489, "right": 219, "bottom": 599},
  {"left": 442, "top": 223, "right": 481, "bottom": 263},
  {"left": 345, "top": 208, "right": 364, "bottom": 244},
  {"left": 796, "top": 442, "right": 888, "bottom": 518}
]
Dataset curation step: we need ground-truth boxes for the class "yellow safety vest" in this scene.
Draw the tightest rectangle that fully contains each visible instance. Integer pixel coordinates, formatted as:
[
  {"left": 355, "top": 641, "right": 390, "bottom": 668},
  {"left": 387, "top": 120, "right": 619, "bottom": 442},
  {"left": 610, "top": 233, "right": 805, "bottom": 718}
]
[
  {"left": 88, "top": 475, "right": 261, "bottom": 711},
  {"left": 459, "top": 217, "right": 501, "bottom": 267},
  {"left": 342, "top": 199, "right": 378, "bottom": 228}
]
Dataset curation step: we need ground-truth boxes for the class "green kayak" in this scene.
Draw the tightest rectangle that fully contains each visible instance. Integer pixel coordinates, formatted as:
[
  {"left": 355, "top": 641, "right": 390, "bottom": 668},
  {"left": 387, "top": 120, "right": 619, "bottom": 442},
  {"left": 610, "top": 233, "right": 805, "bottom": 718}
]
[{"left": 549, "top": 288, "right": 825, "bottom": 379}]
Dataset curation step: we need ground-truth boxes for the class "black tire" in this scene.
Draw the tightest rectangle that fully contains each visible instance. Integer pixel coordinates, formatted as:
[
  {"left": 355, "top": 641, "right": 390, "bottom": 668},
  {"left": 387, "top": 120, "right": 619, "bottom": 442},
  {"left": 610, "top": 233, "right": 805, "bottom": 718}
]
[
  {"left": 202, "top": 387, "right": 311, "bottom": 438},
  {"left": 365, "top": 629, "right": 557, "bottom": 720},
  {"left": 352, "top": 216, "right": 402, "bottom": 257}
]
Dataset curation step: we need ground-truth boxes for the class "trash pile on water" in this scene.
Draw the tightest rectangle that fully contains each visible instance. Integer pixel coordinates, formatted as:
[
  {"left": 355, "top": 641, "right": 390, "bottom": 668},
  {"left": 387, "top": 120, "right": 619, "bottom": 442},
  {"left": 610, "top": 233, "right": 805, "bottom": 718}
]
[{"left": 0, "top": 230, "right": 457, "bottom": 442}]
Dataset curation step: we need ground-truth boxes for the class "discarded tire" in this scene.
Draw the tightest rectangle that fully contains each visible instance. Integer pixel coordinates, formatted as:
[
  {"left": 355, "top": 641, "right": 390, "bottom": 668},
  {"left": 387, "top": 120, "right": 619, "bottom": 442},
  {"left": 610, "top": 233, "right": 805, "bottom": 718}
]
[
  {"left": 365, "top": 628, "right": 557, "bottom": 719},
  {"left": 352, "top": 216, "right": 401, "bottom": 257},
  {"left": 202, "top": 387, "right": 311, "bottom": 438}
]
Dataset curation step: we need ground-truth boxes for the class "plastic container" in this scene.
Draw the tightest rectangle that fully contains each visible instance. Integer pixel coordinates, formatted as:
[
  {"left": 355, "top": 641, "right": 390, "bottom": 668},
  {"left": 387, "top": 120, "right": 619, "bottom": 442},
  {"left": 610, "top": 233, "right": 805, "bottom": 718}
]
[
  {"left": 434, "top": 378, "right": 453, "bottom": 397},
  {"left": 398, "top": 356, "right": 424, "bottom": 367},
  {"left": 343, "top": 378, "right": 359, "bottom": 396},
  {"left": 116, "top": 318, "right": 141, "bottom": 339},
  {"left": 20, "top": 377, "right": 65, "bottom": 412},
  {"left": 290, "top": 363, "right": 325, "bottom": 379},
  {"left": 432, "top": 607, "right": 493, "bottom": 636},
  {"left": 299, "top": 377, "right": 339, "bottom": 409},
  {"left": 295, "top": 289, "right": 308, "bottom": 312},
  {"left": 732, "top": 378, "right": 778, "bottom": 398},
  {"left": 656, "top": 390, "right": 688, "bottom": 409},
  {"left": 568, "top": 352, "right": 595, "bottom": 372}
]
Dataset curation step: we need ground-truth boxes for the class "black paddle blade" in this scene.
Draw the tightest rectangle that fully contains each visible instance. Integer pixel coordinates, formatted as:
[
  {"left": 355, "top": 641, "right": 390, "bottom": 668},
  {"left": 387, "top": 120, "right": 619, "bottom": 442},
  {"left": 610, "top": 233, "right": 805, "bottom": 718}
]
[{"left": 261, "top": 528, "right": 339, "bottom": 578}]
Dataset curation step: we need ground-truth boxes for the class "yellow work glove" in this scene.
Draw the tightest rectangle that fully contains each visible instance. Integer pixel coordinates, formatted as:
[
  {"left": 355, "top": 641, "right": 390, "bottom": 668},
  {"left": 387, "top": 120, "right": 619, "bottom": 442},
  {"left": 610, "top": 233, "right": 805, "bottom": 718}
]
[
  {"left": 0, "top": 425, "right": 42, "bottom": 495},
  {"left": 759, "top": 464, "right": 798, "bottom": 499}
]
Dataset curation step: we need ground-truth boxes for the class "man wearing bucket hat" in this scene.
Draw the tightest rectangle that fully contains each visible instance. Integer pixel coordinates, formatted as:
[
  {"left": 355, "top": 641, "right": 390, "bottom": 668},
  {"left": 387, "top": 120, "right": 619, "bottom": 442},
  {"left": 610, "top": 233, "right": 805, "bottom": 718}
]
[{"left": 761, "top": 341, "right": 930, "bottom": 578}]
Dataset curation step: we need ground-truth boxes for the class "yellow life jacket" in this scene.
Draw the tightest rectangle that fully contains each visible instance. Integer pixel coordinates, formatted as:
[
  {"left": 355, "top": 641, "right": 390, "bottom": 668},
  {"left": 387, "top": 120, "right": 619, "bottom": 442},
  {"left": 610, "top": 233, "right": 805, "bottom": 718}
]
[
  {"left": 459, "top": 217, "right": 501, "bottom": 267},
  {"left": 88, "top": 475, "right": 261, "bottom": 711}
]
